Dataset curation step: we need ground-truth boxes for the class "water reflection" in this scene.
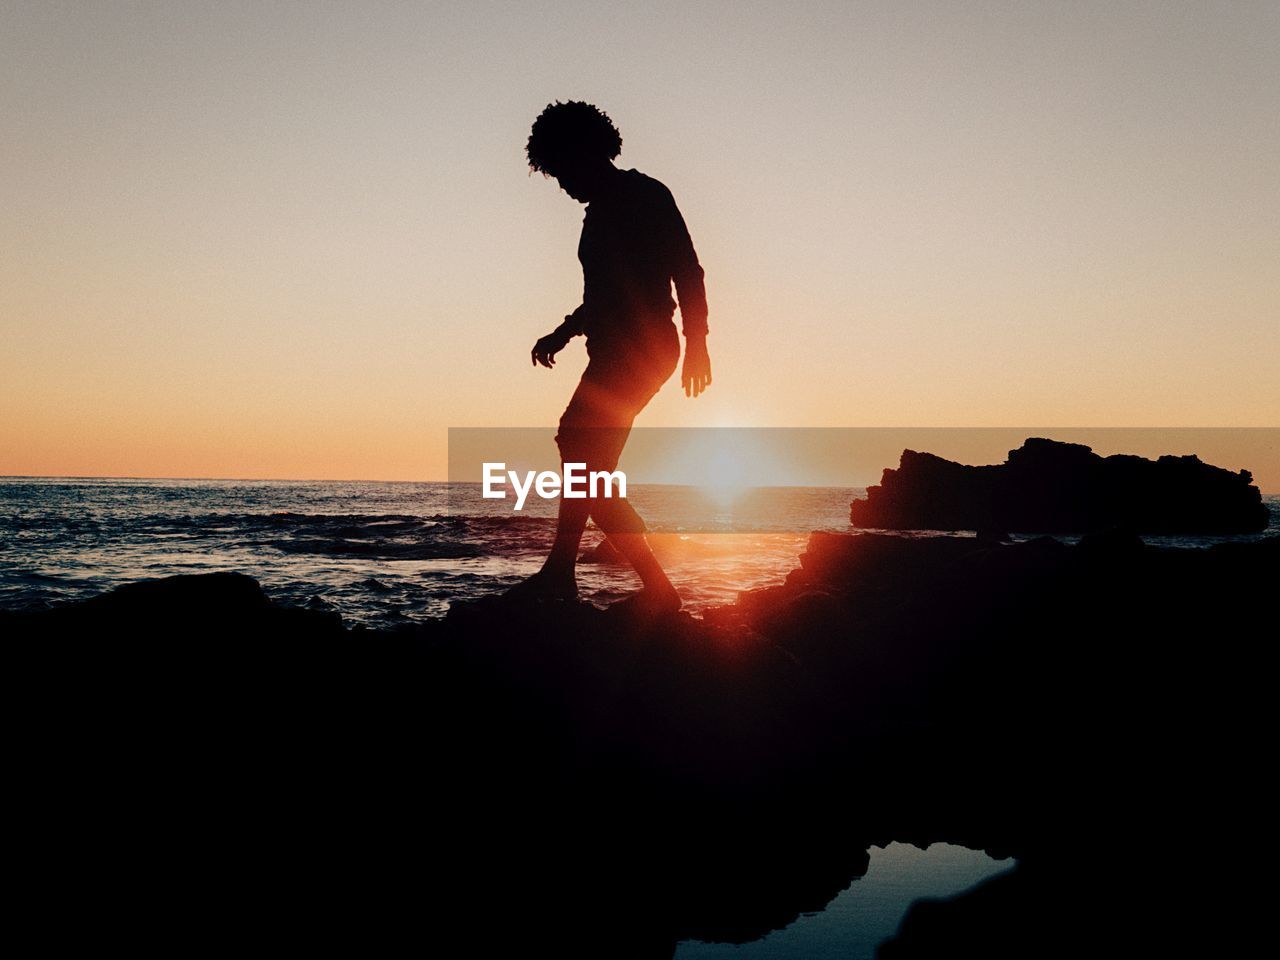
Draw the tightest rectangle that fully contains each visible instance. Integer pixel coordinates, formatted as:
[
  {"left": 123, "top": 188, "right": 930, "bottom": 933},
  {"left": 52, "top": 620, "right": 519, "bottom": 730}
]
[{"left": 675, "top": 843, "right": 1014, "bottom": 959}]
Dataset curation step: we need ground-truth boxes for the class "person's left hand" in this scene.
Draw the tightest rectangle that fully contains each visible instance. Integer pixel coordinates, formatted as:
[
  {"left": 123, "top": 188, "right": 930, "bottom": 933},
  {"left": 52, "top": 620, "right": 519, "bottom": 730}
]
[{"left": 682, "top": 336, "right": 712, "bottom": 397}]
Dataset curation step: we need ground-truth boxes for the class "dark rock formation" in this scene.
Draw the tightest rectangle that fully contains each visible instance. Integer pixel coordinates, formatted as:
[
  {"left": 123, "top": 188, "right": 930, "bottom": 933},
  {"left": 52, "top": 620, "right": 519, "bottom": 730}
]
[
  {"left": 4, "top": 533, "right": 1276, "bottom": 955},
  {"left": 850, "top": 437, "right": 1271, "bottom": 534}
]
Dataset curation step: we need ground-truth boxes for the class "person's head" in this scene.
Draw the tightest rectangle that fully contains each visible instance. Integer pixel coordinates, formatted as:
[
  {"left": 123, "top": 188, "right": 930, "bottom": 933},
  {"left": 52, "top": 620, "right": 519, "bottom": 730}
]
[{"left": 526, "top": 100, "right": 623, "bottom": 202}]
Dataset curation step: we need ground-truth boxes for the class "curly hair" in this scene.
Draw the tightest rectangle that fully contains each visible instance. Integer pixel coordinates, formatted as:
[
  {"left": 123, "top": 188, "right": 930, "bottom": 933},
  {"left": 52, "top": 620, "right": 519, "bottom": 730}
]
[{"left": 526, "top": 100, "right": 623, "bottom": 177}]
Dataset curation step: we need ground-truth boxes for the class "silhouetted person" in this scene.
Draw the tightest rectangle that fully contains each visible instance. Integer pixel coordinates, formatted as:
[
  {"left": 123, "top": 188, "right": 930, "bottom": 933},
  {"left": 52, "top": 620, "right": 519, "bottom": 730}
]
[{"left": 506, "top": 100, "right": 711, "bottom": 615}]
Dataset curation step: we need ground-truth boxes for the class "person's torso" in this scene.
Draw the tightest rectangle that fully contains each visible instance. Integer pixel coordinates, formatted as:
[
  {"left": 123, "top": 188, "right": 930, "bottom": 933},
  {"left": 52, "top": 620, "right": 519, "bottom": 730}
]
[{"left": 578, "top": 169, "right": 678, "bottom": 344}]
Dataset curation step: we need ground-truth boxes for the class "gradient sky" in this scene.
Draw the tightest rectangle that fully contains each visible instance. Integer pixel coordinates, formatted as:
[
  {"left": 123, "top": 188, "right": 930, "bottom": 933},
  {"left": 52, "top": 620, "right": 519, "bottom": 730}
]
[{"left": 3, "top": 1, "right": 1277, "bottom": 482}]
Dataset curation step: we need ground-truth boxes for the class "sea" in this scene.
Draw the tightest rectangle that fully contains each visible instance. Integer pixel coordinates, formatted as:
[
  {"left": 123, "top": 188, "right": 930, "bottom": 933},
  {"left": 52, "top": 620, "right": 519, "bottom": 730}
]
[{"left": 2, "top": 476, "right": 1277, "bottom": 626}]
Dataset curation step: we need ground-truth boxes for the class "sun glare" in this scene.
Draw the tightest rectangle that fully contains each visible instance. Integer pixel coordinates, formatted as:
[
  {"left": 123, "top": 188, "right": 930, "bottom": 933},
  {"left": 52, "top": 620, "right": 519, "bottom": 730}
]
[
  {"left": 701, "top": 448, "right": 751, "bottom": 507},
  {"left": 684, "top": 434, "right": 781, "bottom": 505}
]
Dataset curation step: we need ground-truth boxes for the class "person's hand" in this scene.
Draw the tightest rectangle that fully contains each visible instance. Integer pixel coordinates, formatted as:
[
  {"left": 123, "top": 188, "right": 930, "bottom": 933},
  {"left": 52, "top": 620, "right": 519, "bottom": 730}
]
[
  {"left": 682, "top": 335, "right": 712, "bottom": 397},
  {"left": 531, "top": 328, "right": 571, "bottom": 368}
]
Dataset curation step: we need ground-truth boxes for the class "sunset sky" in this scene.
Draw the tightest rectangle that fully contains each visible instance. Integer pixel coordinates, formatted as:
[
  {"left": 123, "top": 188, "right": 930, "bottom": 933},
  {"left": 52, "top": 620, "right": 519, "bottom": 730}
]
[{"left": 3, "top": 1, "right": 1277, "bottom": 483}]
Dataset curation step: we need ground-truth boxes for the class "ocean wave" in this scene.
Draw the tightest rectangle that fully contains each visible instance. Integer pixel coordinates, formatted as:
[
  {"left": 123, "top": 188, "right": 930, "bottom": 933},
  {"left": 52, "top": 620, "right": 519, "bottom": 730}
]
[
  {"left": 2, "top": 478, "right": 1275, "bottom": 629},
  {"left": 264, "top": 537, "right": 484, "bottom": 561}
]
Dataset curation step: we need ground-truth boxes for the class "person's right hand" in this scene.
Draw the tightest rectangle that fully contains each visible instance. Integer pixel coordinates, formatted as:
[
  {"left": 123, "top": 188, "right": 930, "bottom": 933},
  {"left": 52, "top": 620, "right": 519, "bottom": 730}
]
[
  {"left": 682, "top": 335, "right": 712, "bottom": 397},
  {"left": 531, "top": 329, "right": 570, "bottom": 368}
]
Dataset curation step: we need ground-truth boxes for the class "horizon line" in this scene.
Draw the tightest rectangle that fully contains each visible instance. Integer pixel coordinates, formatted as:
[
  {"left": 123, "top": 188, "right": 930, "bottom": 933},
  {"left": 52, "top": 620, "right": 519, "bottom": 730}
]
[
  {"left": 4, "top": 474, "right": 1278, "bottom": 496},
  {"left": 0, "top": 473, "right": 865, "bottom": 489}
]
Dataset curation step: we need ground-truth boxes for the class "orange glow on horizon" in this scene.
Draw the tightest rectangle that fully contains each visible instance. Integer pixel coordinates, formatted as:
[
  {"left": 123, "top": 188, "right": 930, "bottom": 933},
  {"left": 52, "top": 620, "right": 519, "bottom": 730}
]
[{"left": 3, "top": 5, "right": 1277, "bottom": 485}]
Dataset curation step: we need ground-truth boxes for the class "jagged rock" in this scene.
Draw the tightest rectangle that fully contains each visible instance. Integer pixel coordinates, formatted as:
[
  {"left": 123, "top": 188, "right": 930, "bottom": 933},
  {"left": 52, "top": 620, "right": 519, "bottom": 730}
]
[
  {"left": 850, "top": 437, "right": 1271, "bottom": 534},
  {"left": 3, "top": 532, "right": 1277, "bottom": 954}
]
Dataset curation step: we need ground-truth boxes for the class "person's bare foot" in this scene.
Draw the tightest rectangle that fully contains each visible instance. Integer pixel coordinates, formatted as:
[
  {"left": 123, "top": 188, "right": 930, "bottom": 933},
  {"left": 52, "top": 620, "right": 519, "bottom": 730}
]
[
  {"left": 501, "top": 569, "right": 578, "bottom": 602},
  {"left": 605, "top": 583, "right": 682, "bottom": 619}
]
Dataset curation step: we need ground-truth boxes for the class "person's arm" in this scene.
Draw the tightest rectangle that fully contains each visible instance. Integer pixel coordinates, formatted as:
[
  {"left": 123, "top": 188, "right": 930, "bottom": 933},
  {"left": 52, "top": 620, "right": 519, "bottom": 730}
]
[
  {"left": 658, "top": 185, "right": 709, "bottom": 340},
  {"left": 533, "top": 215, "right": 598, "bottom": 366},
  {"left": 656, "top": 183, "right": 712, "bottom": 396},
  {"left": 560, "top": 303, "right": 588, "bottom": 339}
]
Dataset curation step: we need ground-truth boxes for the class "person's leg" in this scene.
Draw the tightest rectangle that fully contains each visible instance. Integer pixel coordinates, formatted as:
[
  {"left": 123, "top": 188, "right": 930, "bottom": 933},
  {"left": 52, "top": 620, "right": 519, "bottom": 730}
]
[
  {"left": 587, "top": 333, "right": 682, "bottom": 611},
  {"left": 542, "top": 496, "right": 590, "bottom": 581},
  {"left": 503, "top": 374, "right": 609, "bottom": 599},
  {"left": 500, "top": 494, "right": 587, "bottom": 600},
  {"left": 521, "top": 394, "right": 674, "bottom": 604},
  {"left": 505, "top": 329, "right": 679, "bottom": 607},
  {"left": 589, "top": 478, "right": 677, "bottom": 601}
]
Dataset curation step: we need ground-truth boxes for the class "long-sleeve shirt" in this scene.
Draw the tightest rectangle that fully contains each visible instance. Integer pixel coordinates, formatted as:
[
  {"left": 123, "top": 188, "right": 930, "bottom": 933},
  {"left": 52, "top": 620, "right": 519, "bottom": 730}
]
[{"left": 561, "top": 168, "right": 708, "bottom": 345}]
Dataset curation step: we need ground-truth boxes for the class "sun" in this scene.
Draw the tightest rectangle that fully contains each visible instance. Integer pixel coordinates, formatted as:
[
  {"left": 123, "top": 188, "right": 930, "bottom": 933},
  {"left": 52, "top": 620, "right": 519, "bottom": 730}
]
[
  {"left": 637, "top": 428, "right": 793, "bottom": 493},
  {"left": 700, "top": 450, "right": 752, "bottom": 506}
]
